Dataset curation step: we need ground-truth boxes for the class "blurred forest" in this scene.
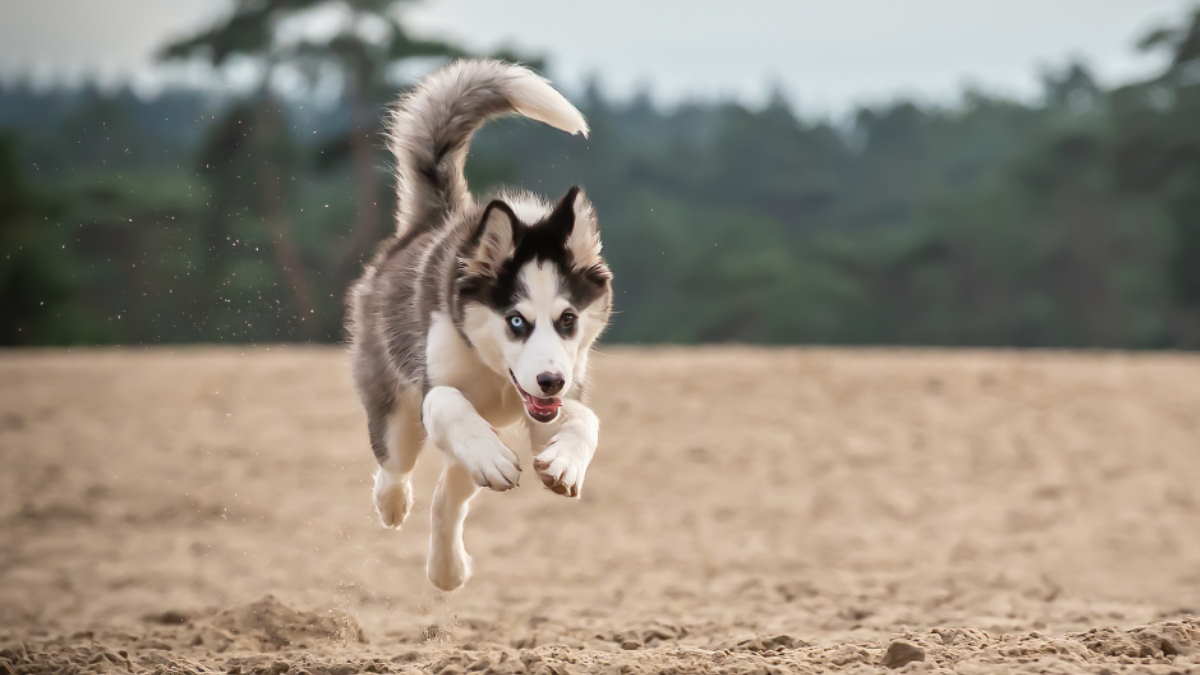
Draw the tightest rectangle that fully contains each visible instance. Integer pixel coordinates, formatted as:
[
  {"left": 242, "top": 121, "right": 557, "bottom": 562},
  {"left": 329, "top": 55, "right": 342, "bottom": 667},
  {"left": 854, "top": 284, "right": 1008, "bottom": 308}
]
[{"left": 2, "top": 1, "right": 1199, "bottom": 348}]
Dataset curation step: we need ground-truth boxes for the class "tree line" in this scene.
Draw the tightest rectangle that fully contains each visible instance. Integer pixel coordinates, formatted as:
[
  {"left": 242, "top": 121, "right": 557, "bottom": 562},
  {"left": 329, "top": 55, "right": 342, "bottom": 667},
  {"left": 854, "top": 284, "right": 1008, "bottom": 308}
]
[{"left": 2, "top": 1, "right": 1198, "bottom": 348}]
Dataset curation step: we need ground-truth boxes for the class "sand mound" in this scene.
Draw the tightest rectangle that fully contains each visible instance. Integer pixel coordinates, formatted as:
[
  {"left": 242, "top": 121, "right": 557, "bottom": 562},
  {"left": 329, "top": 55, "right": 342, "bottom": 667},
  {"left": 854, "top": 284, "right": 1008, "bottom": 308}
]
[
  {"left": 197, "top": 595, "right": 367, "bottom": 652},
  {"left": 1072, "top": 618, "right": 1199, "bottom": 659},
  {"left": 0, "top": 597, "right": 370, "bottom": 674}
]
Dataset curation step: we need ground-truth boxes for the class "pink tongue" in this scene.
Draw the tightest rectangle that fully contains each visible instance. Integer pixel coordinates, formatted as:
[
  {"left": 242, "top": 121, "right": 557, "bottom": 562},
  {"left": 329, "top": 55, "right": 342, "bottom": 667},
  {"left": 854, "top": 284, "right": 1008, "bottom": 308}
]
[{"left": 528, "top": 396, "right": 561, "bottom": 413}]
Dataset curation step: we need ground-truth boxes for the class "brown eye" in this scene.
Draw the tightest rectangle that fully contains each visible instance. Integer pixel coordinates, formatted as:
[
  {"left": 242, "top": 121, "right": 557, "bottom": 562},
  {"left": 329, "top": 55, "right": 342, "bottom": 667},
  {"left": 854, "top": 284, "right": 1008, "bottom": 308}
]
[{"left": 556, "top": 311, "right": 577, "bottom": 335}]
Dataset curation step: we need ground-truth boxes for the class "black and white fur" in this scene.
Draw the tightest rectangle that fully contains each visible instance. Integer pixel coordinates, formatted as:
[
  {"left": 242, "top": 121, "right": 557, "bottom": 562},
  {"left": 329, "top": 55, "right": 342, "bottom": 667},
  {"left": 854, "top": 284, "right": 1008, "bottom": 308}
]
[{"left": 347, "top": 60, "right": 612, "bottom": 591}]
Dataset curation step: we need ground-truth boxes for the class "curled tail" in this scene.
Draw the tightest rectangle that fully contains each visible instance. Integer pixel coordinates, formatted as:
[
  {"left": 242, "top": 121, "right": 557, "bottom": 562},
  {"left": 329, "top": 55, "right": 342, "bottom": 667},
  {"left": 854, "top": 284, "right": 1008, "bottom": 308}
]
[{"left": 385, "top": 59, "right": 588, "bottom": 235}]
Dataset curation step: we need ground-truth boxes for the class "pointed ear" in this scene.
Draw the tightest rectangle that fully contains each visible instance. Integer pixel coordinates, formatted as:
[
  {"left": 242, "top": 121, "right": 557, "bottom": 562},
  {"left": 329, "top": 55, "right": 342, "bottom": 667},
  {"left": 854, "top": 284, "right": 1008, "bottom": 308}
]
[
  {"left": 463, "top": 200, "right": 519, "bottom": 277},
  {"left": 548, "top": 186, "right": 603, "bottom": 269}
]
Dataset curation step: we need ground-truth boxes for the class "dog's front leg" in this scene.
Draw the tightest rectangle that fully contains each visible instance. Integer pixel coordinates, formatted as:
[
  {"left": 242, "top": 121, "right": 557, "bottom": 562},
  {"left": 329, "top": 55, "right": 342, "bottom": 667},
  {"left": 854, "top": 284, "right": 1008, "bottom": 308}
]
[
  {"left": 422, "top": 386, "right": 522, "bottom": 491},
  {"left": 528, "top": 399, "right": 599, "bottom": 498}
]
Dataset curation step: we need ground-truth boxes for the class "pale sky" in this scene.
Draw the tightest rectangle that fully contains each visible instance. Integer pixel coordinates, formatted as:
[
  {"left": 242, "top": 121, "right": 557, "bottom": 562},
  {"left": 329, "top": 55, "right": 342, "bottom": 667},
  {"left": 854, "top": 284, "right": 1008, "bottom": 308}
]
[{"left": 0, "top": 0, "right": 1193, "bottom": 114}]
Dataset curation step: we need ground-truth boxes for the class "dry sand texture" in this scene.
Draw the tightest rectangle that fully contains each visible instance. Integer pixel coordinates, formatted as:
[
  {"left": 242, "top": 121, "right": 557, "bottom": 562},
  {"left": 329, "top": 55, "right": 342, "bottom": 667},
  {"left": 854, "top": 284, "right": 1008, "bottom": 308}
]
[{"left": 1, "top": 346, "right": 1199, "bottom": 674}]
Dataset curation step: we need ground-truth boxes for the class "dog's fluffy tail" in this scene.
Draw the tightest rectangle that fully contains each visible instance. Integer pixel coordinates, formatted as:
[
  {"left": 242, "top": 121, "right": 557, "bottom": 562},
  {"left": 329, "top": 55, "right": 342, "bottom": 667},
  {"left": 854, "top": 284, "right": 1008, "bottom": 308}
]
[{"left": 385, "top": 59, "right": 588, "bottom": 235}]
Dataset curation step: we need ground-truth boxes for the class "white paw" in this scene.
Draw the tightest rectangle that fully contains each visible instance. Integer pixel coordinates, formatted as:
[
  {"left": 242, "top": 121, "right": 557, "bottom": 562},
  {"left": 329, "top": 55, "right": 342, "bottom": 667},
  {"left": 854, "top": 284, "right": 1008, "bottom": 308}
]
[
  {"left": 534, "top": 438, "right": 591, "bottom": 498},
  {"left": 373, "top": 469, "right": 413, "bottom": 528},
  {"left": 427, "top": 546, "right": 472, "bottom": 591},
  {"left": 452, "top": 430, "right": 522, "bottom": 491}
]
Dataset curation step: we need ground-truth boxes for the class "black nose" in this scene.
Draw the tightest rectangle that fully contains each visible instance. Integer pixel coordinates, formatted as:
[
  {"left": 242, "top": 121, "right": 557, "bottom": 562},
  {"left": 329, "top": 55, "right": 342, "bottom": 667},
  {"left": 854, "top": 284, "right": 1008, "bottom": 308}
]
[{"left": 536, "top": 371, "right": 564, "bottom": 396}]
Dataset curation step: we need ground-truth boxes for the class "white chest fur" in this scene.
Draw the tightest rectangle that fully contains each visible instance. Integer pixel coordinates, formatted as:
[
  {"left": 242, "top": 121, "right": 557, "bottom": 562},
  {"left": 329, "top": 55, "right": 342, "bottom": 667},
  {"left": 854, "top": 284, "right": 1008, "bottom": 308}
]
[{"left": 425, "top": 311, "right": 523, "bottom": 427}]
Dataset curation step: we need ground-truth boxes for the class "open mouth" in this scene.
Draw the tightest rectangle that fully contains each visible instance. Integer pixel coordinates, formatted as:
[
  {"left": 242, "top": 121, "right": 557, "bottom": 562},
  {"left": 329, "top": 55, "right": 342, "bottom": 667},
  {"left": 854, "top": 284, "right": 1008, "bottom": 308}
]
[{"left": 509, "top": 370, "right": 562, "bottom": 423}]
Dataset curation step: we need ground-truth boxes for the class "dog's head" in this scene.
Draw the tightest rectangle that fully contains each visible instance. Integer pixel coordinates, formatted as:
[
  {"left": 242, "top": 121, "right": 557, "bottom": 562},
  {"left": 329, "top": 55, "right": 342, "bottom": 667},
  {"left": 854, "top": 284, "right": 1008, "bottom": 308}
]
[{"left": 455, "top": 186, "right": 612, "bottom": 424}]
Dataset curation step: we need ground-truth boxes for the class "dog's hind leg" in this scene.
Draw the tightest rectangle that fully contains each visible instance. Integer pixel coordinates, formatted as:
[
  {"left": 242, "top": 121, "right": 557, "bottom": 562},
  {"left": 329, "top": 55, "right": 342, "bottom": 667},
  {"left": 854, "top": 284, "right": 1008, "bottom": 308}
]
[
  {"left": 369, "top": 387, "right": 425, "bottom": 529},
  {"left": 426, "top": 460, "right": 479, "bottom": 590}
]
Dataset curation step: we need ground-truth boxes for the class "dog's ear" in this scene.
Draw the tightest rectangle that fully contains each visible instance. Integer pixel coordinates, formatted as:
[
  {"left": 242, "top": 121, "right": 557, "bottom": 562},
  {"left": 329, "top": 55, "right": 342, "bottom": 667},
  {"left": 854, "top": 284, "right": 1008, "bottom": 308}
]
[
  {"left": 546, "top": 186, "right": 603, "bottom": 270},
  {"left": 463, "top": 200, "right": 520, "bottom": 277}
]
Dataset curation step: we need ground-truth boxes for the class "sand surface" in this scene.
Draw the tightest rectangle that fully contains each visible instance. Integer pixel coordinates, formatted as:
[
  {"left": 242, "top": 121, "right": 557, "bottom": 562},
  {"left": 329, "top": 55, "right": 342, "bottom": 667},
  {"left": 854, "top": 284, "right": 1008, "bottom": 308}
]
[{"left": 1, "top": 346, "right": 1198, "bottom": 674}]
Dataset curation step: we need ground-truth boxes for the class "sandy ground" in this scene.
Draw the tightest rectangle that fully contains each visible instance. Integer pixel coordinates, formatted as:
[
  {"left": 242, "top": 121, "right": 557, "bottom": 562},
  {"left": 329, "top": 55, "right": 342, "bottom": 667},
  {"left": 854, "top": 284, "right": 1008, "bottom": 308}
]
[{"left": 1, "top": 346, "right": 1198, "bottom": 674}]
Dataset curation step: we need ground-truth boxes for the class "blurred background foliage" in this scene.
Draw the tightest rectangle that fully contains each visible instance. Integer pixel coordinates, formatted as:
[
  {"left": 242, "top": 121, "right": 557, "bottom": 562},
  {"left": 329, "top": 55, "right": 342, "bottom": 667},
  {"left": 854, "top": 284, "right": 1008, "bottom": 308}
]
[{"left": 2, "top": 1, "right": 1199, "bottom": 348}]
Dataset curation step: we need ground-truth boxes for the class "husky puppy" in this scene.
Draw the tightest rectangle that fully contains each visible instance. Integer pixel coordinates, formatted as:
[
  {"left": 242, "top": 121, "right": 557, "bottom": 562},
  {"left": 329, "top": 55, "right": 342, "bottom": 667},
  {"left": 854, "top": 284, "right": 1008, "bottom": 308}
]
[{"left": 347, "top": 60, "right": 612, "bottom": 591}]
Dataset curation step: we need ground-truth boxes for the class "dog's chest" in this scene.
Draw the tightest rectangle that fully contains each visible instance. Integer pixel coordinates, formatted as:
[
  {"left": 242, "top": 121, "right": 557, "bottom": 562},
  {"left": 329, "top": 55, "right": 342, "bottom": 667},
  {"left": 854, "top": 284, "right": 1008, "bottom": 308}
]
[{"left": 425, "top": 312, "right": 523, "bottom": 427}]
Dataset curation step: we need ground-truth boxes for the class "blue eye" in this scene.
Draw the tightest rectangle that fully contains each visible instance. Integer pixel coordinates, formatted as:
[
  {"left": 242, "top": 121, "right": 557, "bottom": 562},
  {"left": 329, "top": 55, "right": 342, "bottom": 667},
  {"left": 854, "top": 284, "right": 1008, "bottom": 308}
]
[{"left": 507, "top": 314, "right": 525, "bottom": 330}]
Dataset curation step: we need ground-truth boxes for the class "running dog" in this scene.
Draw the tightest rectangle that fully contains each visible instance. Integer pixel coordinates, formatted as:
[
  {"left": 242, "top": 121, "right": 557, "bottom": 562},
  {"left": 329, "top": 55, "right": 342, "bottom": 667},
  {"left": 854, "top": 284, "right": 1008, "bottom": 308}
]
[{"left": 346, "top": 60, "right": 612, "bottom": 590}]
